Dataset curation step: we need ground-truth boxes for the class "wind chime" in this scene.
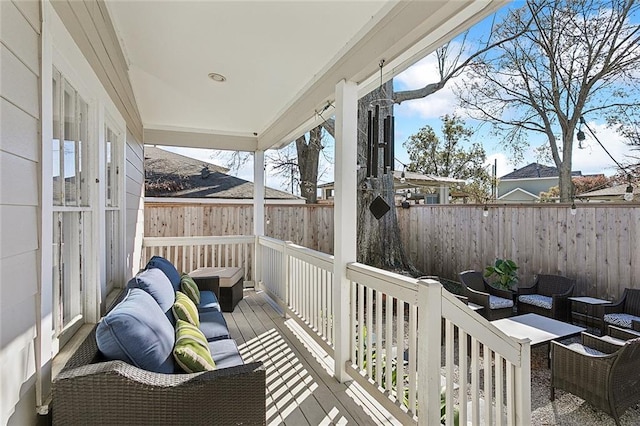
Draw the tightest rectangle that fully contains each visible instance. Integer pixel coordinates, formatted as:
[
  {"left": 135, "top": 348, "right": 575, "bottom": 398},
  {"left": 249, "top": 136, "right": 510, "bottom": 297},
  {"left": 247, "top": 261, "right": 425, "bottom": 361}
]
[{"left": 367, "top": 61, "right": 396, "bottom": 220}]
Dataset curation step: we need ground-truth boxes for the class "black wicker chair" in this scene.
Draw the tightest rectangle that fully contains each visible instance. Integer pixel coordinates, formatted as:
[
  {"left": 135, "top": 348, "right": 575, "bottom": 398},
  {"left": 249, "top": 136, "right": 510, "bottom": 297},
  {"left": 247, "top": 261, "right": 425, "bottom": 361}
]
[
  {"left": 459, "top": 270, "right": 514, "bottom": 321},
  {"left": 551, "top": 333, "right": 640, "bottom": 426},
  {"left": 600, "top": 288, "right": 640, "bottom": 334},
  {"left": 517, "top": 274, "right": 575, "bottom": 322}
]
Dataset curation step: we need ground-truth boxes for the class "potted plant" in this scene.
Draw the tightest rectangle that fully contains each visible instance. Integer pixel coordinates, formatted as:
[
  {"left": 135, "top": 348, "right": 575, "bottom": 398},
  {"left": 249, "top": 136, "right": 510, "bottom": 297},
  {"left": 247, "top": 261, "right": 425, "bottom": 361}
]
[{"left": 484, "top": 258, "right": 519, "bottom": 290}]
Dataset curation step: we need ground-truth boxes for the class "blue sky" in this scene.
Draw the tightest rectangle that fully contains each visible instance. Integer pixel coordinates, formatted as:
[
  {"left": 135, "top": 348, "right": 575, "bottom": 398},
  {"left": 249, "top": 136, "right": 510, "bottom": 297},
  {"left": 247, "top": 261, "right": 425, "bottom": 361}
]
[{"left": 164, "top": 2, "right": 637, "bottom": 194}]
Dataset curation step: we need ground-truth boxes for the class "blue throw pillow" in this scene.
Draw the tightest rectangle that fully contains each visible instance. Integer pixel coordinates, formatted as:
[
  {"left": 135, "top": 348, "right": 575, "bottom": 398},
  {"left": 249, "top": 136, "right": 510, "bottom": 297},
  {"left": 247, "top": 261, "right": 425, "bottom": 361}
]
[
  {"left": 127, "top": 268, "right": 175, "bottom": 315},
  {"left": 96, "top": 288, "right": 176, "bottom": 374},
  {"left": 146, "top": 255, "right": 181, "bottom": 290}
]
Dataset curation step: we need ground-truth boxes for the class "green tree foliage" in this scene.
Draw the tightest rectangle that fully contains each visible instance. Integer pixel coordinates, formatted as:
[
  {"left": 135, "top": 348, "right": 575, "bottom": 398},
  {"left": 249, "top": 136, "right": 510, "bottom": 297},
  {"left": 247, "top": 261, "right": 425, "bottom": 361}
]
[
  {"left": 540, "top": 174, "right": 612, "bottom": 200},
  {"left": 403, "top": 115, "right": 492, "bottom": 202}
]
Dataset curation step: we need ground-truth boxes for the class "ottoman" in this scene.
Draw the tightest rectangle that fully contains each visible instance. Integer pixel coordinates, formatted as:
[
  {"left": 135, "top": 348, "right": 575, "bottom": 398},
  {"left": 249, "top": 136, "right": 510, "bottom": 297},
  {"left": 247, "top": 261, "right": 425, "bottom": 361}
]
[{"left": 189, "top": 267, "right": 244, "bottom": 312}]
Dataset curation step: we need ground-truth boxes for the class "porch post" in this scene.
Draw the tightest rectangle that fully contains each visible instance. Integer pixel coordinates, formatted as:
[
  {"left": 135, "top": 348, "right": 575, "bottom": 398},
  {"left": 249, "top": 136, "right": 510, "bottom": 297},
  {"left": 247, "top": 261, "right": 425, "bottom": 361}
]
[
  {"left": 333, "top": 79, "right": 357, "bottom": 382},
  {"left": 254, "top": 150, "right": 265, "bottom": 288}
]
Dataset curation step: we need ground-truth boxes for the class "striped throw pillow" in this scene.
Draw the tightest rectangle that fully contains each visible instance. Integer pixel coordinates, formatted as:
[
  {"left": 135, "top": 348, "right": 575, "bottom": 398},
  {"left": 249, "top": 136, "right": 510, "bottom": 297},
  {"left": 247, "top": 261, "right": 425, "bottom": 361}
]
[
  {"left": 172, "top": 291, "right": 200, "bottom": 327},
  {"left": 180, "top": 273, "right": 201, "bottom": 305},
  {"left": 173, "top": 320, "right": 216, "bottom": 373}
]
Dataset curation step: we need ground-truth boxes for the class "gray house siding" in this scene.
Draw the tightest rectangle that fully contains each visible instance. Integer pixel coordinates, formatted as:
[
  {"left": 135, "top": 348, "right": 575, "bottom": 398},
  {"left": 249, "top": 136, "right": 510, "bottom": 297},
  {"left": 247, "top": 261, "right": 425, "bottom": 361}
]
[
  {"left": 498, "top": 177, "right": 559, "bottom": 200},
  {"left": 0, "top": 1, "right": 41, "bottom": 424}
]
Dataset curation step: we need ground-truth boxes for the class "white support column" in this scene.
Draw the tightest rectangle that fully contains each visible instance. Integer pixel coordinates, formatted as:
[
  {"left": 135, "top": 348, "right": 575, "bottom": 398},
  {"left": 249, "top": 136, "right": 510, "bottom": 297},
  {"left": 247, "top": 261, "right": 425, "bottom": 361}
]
[
  {"left": 254, "top": 150, "right": 265, "bottom": 288},
  {"left": 417, "top": 279, "right": 443, "bottom": 425},
  {"left": 332, "top": 79, "right": 358, "bottom": 382}
]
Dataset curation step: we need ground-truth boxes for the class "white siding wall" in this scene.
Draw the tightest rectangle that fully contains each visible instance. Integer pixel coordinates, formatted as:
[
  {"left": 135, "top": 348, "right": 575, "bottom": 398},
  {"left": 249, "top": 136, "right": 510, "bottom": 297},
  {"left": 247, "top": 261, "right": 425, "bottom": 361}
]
[
  {"left": 0, "top": 1, "right": 41, "bottom": 424},
  {"left": 125, "top": 130, "right": 145, "bottom": 279},
  {"left": 1, "top": 0, "right": 145, "bottom": 423}
]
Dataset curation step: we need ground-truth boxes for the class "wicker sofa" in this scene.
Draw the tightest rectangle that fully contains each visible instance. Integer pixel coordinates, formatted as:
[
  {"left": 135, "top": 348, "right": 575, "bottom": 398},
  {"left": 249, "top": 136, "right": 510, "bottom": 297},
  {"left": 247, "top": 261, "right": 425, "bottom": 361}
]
[
  {"left": 516, "top": 274, "right": 575, "bottom": 322},
  {"left": 52, "top": 256, "right": 266, "bottom": 425}
]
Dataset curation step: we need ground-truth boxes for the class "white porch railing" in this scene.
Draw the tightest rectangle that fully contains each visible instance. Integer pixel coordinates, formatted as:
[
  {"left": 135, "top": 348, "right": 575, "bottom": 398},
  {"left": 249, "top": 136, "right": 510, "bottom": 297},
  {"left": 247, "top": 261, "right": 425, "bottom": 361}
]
[
  {"left": 145, "top": 235, "right": 531, "bottom": 425},
  {"left": 141, "top": 236, "right": 254, "bottom": 282}
]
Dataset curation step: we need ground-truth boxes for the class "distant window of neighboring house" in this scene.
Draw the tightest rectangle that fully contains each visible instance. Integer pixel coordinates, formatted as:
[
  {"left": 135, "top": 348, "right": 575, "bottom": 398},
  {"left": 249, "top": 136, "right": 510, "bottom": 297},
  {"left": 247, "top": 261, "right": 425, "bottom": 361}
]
[{"left": 425, "top": 194, "right": 439, "bottom": 204}]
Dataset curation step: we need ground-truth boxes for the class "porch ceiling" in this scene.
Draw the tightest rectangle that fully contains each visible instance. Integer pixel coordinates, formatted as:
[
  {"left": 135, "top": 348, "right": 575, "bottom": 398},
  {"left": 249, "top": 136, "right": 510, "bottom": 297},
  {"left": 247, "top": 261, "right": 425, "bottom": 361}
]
[{"left": 107, "top": 1, "right": 507, "bottom": 152}]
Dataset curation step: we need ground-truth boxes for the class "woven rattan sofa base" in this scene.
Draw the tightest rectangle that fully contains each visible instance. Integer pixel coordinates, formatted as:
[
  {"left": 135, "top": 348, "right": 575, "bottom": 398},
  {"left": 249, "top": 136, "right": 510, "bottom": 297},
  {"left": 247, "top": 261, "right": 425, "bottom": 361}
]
[{"left": 52, "top": 327, "right": 266, "bottom": 425}]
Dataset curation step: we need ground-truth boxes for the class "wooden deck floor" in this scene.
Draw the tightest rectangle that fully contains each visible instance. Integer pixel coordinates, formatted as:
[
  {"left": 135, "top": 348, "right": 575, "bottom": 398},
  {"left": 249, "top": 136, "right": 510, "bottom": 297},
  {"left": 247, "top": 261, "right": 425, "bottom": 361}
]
[{"left": 224, "top": 289, "right": 402, "bottom": 426}]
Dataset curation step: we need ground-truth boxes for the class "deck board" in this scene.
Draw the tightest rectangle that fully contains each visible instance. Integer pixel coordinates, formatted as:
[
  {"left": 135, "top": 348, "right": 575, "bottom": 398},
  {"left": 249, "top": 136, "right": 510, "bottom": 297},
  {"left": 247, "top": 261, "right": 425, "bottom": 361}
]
[{"left": 224, "top": 289, "right": 402, "bottom": 426}]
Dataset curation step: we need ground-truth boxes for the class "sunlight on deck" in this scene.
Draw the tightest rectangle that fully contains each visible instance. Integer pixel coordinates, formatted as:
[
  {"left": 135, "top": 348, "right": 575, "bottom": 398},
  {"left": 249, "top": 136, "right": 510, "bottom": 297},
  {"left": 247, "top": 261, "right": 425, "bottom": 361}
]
[{"left": 233, "top": 290, "right": 402, "bottom": 425}]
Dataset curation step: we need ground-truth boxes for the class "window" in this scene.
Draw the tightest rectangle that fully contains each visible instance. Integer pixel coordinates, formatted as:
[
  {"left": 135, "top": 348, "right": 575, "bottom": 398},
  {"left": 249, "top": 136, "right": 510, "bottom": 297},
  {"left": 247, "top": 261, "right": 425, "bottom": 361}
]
[{"left": 52, "top": 68, "right": 92, "bottom": 341}]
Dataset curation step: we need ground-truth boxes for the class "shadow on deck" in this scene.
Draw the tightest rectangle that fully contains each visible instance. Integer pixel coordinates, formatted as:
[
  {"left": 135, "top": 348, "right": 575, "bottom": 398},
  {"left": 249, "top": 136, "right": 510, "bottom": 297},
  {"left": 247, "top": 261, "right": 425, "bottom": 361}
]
[{"left": 224, "top": 289, "right": 402, "bottom": 426}]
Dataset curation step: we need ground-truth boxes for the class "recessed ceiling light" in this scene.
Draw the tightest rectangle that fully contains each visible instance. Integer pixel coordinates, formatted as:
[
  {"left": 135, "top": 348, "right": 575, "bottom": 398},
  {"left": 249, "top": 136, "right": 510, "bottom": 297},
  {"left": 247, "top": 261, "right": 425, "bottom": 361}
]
[{"left": 208, "top": 72, "right": 226, "bottom": 82}]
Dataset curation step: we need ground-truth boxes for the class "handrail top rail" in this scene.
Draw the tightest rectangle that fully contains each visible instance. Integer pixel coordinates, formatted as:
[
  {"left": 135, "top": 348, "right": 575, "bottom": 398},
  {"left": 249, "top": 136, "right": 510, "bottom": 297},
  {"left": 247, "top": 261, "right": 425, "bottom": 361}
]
[{"left": 143, "top": 235, "right": 254, "bottom": 246}]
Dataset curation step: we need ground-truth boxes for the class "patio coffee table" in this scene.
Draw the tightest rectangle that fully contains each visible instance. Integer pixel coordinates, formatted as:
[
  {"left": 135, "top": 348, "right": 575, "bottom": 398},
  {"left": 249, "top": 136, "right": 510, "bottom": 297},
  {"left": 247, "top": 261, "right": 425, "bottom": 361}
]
[{"left": 491, "top": 313, "right": 585, "bottom": 347}]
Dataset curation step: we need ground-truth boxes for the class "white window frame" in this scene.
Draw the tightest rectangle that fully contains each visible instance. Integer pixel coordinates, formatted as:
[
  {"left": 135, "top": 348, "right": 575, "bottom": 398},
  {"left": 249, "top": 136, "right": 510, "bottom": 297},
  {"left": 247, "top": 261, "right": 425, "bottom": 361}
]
[
  {"left": 103, "top": 115, "right": 126, "bottom": 304},
  {"left": 41, "top": 2, "right": 128, "bottom": 355}
]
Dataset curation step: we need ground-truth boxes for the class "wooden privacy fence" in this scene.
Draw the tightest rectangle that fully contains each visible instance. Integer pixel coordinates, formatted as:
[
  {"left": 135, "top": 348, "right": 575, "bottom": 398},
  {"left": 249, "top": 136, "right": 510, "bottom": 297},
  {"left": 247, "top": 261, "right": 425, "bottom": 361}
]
[
  {"left": 144, "top": 201, "right": 639, "bottom": 300},
  {"left": 397, "top": 204, "right": 640, "bottom": 301},
  {"left": 145, "top": 202, "right": 333, "bottom": 253}
]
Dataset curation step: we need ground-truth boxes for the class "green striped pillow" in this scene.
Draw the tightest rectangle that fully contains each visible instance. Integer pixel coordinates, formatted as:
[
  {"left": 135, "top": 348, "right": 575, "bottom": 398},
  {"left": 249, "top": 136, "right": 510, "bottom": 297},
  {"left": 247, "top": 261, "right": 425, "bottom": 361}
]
[
  {"left": 172, "top": 291, "right": 200, "bottom": 327},
  {"left": 180, "top": 273, "right": 201, "bottom": 305},
  {"left": 173, "top": 320, "right": 216, "bottom": 373}
]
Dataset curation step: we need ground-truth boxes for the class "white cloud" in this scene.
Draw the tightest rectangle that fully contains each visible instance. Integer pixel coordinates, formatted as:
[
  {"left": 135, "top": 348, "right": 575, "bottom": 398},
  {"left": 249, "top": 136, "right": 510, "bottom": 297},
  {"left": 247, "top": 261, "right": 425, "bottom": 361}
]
[
  {"left": 485, "top": 153, "right": 515, "bottom": 178},
  {"left": 570, "top": 121, "right": 635, "bottom": 176},
  {"left": 394, "top": 56, "right": 463, "bottom": 119}
]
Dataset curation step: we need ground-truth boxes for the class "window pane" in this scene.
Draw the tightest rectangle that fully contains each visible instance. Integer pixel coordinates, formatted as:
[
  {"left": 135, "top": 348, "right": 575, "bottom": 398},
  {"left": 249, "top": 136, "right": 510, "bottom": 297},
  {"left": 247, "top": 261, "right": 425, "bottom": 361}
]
[
  {"left": 62, "top": 212, "right": 84, "bottom": 325},
  {"left": 53, "top": 72, "right": 63, "bottom": 205},
  {"left": 78, "top": 98, "right": 90, "bottom": 206},
  {"left": 105, "top": 126, "right": 118, "bottom": 207},
  {"left": 64, "top": 82, "right": 78, "bottom": 205}
]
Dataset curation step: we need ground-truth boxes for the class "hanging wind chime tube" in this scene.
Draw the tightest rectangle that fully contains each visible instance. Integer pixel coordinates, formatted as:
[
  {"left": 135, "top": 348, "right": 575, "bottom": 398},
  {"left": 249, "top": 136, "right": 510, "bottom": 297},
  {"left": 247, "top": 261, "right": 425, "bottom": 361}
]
[
  {"left": 382, "top": 115, "right": 394, "bottom": 172},
  {"left": 366, "top": 110, "right": 373, "bottom": 178},
  {"left": 372, "top": 105, "right": 380, "bottom": 178}
]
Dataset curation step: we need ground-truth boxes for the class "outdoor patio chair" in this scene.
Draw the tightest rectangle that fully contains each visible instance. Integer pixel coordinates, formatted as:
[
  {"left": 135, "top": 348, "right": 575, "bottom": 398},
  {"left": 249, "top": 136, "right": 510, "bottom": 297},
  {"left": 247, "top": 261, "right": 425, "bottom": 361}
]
[
  {"left": 600, "top": 288, "right": 640, "bottom": 334},
  {"left": 459, "top": 270, "right": 514, "bottom": 321},
  {"left": 550, "top": 332, "right": 640, "bottom": 426},
  {"left": 517, "top": 274, "right": 575, "bottom": 322}
]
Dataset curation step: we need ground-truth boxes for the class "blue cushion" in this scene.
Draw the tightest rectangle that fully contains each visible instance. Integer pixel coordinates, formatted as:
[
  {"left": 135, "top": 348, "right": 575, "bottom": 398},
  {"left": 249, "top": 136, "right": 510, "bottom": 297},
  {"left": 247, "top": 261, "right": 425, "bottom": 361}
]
[
  {"left": 198, "top": 290, "right": 221, "bottom": 312},
  {"left": 604, "top": 313, "right": 640, "bottom": 329},
  {"left": 518, "top": 294, "right": 553, "bottom": 310},
  {"left": 146, "top": 255, "right": 181, "bottom": 291},
  {"left": 96, "top": 288, "right": 176, "bottom": 374},
  {"left": 208, "top": 339, "right": 244, "bottom": 369},
  {"left": 199, "top": 310, "right": 230, "bottom": 342},
  {"left": 127, "top": 268, "right": 175, "bottom": 318},
  {"left": 489, "top": 295, "right": 513, "bottom": 310}
]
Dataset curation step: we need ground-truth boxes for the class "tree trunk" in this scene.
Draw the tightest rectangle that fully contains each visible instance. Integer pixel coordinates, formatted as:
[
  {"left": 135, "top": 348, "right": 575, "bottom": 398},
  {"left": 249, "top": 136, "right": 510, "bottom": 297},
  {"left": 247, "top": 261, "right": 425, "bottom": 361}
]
[
  {"left": 558, "top": 133, "right": 575, "bottom": 202},
  {"left": 296, "top": 127, "right": 322, "bottom": 204},
  {"left": 357, "top": 82, "right": 418, "bottom": 275}
]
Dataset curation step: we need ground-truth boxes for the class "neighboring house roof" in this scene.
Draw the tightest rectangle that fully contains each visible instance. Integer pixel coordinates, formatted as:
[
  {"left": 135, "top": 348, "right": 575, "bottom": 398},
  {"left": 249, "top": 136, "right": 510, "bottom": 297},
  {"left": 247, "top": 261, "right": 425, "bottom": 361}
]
[
  {"left": 144, "top": 146, "right": 302, "bottom": 200},
  {"left": 497, "top": 187, "right": 540, "bottom": 202},
  {"left": 577, "top": 183, "right": 638, "bottom": 201},
  {"left": 500, "top": 163, "right": 582, "bottom": 180}
]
